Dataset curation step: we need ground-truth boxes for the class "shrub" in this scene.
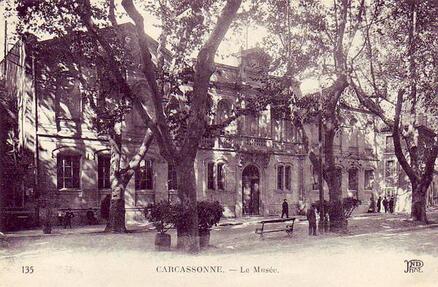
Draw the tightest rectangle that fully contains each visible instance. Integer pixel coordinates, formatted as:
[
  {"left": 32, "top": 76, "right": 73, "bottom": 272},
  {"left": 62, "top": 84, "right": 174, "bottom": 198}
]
[
  {"left": 146, "top": 201, "right": 175, "bottom": 234},
  {"left": 197, "top": 201, "right": 224, "bottom": 231}
]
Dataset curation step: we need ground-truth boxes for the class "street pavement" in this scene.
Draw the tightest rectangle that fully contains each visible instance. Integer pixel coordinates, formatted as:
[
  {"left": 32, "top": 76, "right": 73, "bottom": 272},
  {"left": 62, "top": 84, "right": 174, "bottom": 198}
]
[{"left": 1, "top": 210, "right": 437, "bottom": 287}]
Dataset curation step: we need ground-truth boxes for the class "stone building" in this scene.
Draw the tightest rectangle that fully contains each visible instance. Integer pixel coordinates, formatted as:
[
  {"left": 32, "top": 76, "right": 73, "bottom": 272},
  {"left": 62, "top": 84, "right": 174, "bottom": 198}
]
[{"left": 1, "top": 23, "right": 436, "bottom": 228}]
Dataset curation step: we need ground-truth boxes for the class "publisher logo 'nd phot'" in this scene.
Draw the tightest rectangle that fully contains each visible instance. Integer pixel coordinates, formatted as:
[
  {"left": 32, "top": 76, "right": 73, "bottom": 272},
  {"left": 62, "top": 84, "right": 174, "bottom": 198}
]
[{"left": 404, "top": 259, "right": 424, "bottom": 273}]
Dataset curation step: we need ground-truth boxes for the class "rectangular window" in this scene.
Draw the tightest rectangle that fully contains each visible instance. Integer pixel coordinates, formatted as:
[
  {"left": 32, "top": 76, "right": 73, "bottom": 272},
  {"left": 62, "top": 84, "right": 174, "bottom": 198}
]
[
  {"left": 385, "top": 160, "right": 395, "bottom": 178},
  {"left": 207, "top": 162, "right": 215, "bottom": 190},
  {"left": 385, "top": 160, "right": 395, "bottom": 186},
  {"left": 217, "top": 163, "right": 225, "bottom": 190},
  {"left": 285, "top": 166, "right": 291, "bottom": 190},
  {"left": 364, "top": 170, "right": 374, "bottom": 190},
  {"left": 98, "top": 155, "right": 111, "bottom": 189},
  {"left": 277, "top": 165, "right": 284, "bottom": 190},
  {"left": 57, "top": 155, "right": 81, "bottom": 189},
  {"left": 386, "top": 136, "right": 394, "bottom": 151},
  {"left": 135, "top": 159, "right": 153, "bottom": 190}
]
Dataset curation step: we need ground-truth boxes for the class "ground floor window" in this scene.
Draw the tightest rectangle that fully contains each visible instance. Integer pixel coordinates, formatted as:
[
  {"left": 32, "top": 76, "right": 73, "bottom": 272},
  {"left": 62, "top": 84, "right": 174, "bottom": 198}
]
[
  {"left": 98, "top": 155, "right": 111, "bottom": 189},
  {"left": 348, "top": 168, "right": 359, "bottom": 199},
  {"left": 57, "top": 155, "right": 81, "bottom": 189},
  {"left": 277, "top": 164, "right": 292, "bottom": 192},
  {"left": 207, "top": 162, "right": 225, "bottom": 191},
  {"left": 135, "top": 159, "right": 153, "bottom": 190}
]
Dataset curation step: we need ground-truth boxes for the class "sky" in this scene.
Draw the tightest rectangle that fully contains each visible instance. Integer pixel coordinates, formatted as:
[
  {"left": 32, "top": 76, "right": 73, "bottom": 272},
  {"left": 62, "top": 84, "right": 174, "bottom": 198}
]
[{"left": 0, "top": 1, "right": 320, "bottom": 94}]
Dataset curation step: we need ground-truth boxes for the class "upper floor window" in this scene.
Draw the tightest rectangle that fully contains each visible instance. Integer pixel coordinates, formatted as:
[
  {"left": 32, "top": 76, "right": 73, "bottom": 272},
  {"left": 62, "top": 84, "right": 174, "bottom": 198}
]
[
  {"left": 56, "top": 77, "right": 82, "bottom": 120},
  {"left": 385, "top": 160, "right": 396, "bottom": 186},
  {"left": 98, "top": 155, "right": 111, "bottom": 189},
  {"left": 385, "top": 136, "right": 394, "bottom": 151},
  {"left": 206, "top": 162, "right": 225, "bottom": 191},
  {"left": 135, "top": 159, "right": 153, "bottom": 190},
  {"left": 216, "top": 100, "right": 232, "bottom": 131},
  {"left": 277, "top": 164, "right": 292, "bottom": 191},
  {"left": 57, "top": 154, "right": 81, "bottom": 189}
]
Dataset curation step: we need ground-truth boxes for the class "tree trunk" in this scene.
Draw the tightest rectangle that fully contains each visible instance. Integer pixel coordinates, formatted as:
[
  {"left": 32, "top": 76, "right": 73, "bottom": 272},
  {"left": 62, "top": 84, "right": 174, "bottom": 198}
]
[
  {"left": 105, "top": 181, "right": 127, "bottom": 233},
  {"left": 324, "top": 127, "right": 347, "bottom": 232},
  {"left": 175, "top": 159, "right": 200, "bottom": 253},
  {"left": 411, "top": 180, "right": 429, "bottom": 223},
  {"left": 105, "top": 132, "right": 127, "bottom": 233}
]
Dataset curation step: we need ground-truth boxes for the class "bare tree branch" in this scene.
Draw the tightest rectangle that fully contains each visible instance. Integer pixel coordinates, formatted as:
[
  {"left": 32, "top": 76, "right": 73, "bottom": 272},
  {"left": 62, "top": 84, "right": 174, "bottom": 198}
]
[
  {"left": 108, "top": 0, "right": 118, "bottom": 27},
  {"left": 121, "top": 0, "right": 177, "bottom": 160},
  {"left": 392, "top": 89, "right": 419, "bottom": 183}
]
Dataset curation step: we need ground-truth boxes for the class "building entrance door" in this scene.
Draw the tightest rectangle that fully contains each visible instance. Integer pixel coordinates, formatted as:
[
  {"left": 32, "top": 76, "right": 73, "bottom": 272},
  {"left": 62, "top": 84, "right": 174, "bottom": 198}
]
[{"left": 242, "top": 165, "right": 260, "bottom": 215}]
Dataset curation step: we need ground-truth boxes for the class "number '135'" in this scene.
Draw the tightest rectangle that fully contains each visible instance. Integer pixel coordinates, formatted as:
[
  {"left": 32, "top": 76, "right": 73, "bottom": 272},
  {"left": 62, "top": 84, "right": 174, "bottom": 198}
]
[{"left": 22, "top": 266, "right": 34, "bottom": 274}]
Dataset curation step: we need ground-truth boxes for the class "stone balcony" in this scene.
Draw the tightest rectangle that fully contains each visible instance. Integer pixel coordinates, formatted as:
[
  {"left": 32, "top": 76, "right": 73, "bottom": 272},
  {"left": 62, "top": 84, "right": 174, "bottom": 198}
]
[{"left": 200, "top": 135, "right": 306, "bottom": 155}]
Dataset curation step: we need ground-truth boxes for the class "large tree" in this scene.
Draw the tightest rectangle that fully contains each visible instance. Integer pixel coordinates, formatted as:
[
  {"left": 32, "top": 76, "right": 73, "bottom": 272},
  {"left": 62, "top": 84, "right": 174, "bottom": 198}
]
[
  {"left": 252, "top": 0, "right": 370, "bottom": 231},
  {"left": 348, "top": 0, "right": 438, "bottom": 222},
  {"left": 15, "top": 0, "right": 243, "bottom": 252}
]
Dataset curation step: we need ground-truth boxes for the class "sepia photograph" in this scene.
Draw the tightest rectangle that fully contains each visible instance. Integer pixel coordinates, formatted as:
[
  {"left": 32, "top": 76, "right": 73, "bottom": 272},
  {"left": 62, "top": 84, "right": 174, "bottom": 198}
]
[{"left": 0, "top": 0, "right": 437, "bottom": 286}]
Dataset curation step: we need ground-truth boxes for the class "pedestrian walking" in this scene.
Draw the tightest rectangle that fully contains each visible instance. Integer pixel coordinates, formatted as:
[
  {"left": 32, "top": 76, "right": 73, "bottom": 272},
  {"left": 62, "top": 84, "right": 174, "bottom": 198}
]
[
  {"left": 281, "top": 199, "right": 289, "bottom": 218},
  {"left": 306, "top": 204, "right": 317, "bottom": 236},
  {"left": 376, "top": 196, "right": 382, "bottom": 213},
  {"left": 64, "top": 208, "right": 75, "bottom": 229},
  {"left": 389, "top": 196, "right": 395, "bottom": 213},
  {"left": 383, "top": 196, "right": 388, "bottom": 213}
]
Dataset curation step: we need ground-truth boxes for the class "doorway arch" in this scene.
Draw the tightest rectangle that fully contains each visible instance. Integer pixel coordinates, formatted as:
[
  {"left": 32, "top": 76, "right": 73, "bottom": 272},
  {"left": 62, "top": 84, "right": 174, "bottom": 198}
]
[{"left": 242, "top": 164, "right": 260, "bottom": 215}]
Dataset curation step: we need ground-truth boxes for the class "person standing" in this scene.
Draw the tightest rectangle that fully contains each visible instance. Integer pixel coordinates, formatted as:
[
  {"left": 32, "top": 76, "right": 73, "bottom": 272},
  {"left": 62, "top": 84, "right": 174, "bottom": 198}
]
[
  {"left": 281, "top": 199, "right": 289, "bottom": 218},
  {"left": 382, "top": 196, "right": 388, "bottom": 213},
  {"left": 368, "top": 195, "right": 376, "bottom": 213},
  {"left": 64, "top": 208, "right": 75, "bottom": 229},
  {"left": 306, "top": 204, "right": 317, "bottom": 236},
  {"left": 376, "top": 196, "right": 382, "bottom": 213},
  {"left": 389, "top": 196, "right": 395, "bottom": 213}
]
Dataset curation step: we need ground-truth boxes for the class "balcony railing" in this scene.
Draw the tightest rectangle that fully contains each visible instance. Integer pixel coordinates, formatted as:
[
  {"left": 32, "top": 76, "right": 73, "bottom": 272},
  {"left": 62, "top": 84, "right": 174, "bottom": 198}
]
[{"left": 200, "top": 135, "right": 306, "bottom": 154}]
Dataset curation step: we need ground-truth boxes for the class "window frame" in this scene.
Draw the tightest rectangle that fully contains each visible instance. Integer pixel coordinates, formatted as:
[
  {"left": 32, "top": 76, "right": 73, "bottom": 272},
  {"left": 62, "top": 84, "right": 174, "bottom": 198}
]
[
  {"left": 277, "top": 164, "right": 292, "bottom": 192},
  {"left": 135, "top": 159, "right": 154, "bottom": 191},
  {"left": 57, "top": 154, "right": 81, "bottom": 190},
  {"left": 97, "top": 154, "right": 111, "bottom": 190},
  {"left": 206, "top": 161, "right": 226, "bottom": 191}
]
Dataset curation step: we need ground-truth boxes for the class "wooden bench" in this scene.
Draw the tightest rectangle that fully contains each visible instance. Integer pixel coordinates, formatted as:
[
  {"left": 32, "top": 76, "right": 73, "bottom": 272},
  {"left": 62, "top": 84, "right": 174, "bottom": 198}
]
[{"left": 255, "top": 218, "right": 296, "bottom": 238}]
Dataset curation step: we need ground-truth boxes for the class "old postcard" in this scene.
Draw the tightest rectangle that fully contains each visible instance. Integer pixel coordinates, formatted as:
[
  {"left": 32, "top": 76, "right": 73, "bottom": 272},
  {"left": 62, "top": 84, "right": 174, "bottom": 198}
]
[{"left": 1, "top": 1, "right": 437, "bottom": 286}]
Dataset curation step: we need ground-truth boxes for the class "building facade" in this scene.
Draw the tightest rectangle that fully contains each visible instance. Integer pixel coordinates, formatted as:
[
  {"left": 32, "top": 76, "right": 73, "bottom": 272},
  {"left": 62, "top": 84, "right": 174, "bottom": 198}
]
[{"left": 1, "top": 24, "right": 436, "bottom": 228}]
